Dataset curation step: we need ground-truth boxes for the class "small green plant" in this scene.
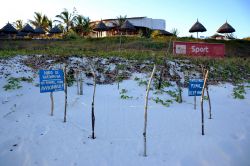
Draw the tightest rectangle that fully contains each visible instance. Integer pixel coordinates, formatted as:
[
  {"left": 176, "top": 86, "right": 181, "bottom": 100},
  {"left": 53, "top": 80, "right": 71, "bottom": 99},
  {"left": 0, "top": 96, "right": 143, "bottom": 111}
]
[
  {"left": 152, "top": 97, "right": 173, "bottom": 107},
  {"left": 233, "top": 85, "right": 246, "bottom": 99},
  {"left": 119, "top": 88, "right": 133, "bottom": 99},
  {"left": 20, "top": 76, "right": 33, "bottom": 83},
  {"left": 3, "top": 77, "right": 22, "bottom": 91}
]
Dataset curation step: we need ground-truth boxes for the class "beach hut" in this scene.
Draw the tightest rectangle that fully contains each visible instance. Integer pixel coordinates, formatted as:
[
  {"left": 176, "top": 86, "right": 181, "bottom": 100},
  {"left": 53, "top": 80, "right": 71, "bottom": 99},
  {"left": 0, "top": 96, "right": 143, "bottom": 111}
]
[
  {"left": 217, "top": 21, "right": 235, "bottom": 39},
  {"left": 0, "top": 23, "right": 18, "bottom": 38},
  {"left": 19, "top": 24, "right": 35, "bottom": 38},
  {"left": 49, "top": 26, "right": 63, "bottom": 34},
  {"left": 93, "top": 21, "right": 108, "bottom": 37},
  {"left": 20, "top": 24, "right": 35, "bottom": 34},
  {"left": 189, "top": 19, "right": 207, "bottom": 39},
  {"left": 33, "top": 27, "right": 46, "bottom": 39},
  {"left": 34, "top": 27, "right": 46, "bottom": 34},
  {"left": 49, "top": 26, "right": 63, "bottom": 38}
]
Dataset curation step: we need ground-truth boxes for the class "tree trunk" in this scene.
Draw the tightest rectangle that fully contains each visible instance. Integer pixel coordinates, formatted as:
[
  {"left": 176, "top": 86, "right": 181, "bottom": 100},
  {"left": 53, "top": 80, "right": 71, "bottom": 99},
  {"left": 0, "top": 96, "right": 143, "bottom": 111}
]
[{"left": 143, "top": 64, "right": 156, "bottom": 157}]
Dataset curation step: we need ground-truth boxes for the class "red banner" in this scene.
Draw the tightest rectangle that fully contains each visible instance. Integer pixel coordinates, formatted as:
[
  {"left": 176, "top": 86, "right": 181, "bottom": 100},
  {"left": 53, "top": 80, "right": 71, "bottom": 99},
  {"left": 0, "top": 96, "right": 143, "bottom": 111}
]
[{"left": 173, "top": 41, "right": 225, "bottom": 57}]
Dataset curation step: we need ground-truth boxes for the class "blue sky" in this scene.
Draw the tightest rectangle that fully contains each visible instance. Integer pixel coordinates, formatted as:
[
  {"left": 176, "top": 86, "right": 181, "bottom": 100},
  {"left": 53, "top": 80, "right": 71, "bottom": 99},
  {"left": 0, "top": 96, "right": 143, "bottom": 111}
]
[{"left": 0, "top": 0, "right": 249, "bottom": 38}]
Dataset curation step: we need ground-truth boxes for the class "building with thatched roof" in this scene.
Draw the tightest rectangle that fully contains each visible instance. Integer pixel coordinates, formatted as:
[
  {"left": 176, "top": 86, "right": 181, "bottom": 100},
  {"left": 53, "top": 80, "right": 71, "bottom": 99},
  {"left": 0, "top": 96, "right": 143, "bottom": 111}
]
[
  {"left": 1, "top": 23, "right": 18, "bottom": 34},
  {"left": 49, "top": 26, "right": 63, "bottom": 34},
  {"left": 34, "top": 27, "right": 46, "bottom": 34},
  {"left": 90, "top": 17, "right": 166, "bottom": 37},
  {"left": 20, "top": 24, "right": 35, "bottom": 34}
]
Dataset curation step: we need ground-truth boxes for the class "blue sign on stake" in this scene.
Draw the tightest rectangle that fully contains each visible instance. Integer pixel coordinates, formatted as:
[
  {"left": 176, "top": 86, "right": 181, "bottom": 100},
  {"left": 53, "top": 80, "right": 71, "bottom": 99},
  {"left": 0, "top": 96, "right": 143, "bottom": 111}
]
[
  {"left": 39, "top": 69, "right": 64, "bottom": 93},
  {"left": 188, "top": 79, "right": 204, "bottom": 96}
]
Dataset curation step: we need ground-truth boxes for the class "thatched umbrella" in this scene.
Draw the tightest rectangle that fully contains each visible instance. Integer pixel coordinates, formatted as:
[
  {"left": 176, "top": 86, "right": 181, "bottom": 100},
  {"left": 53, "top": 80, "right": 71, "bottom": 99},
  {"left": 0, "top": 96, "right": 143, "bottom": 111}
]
[
  {"left": 217, "top": 21, "right": 235, "bottom": 39},
  {"left": 34, "top": 27, "right": 46, "bottom": 34},
  {"left": 189, "top": 19, "right": 207, "bottom": 38},
  {"left": 1, "top": 23, "right": 18, "bottom": 34},
  {"left": 49, "top": 26, "right": 63, "bottom": 34},
  {"left": 93, "top": 21, "right": 108, "bottom": 37},
  {"left": 20, "top": 24, "right": 35, "bottom": 34}
]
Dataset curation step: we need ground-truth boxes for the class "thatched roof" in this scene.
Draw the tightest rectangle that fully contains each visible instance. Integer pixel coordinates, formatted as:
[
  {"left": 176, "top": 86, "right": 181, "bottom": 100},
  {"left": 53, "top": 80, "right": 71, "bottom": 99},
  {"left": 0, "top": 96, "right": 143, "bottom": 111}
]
[
  {"left": 1, "top": 23, "right": 18, "bottom": 34},
  {"left": 157, "top": 30, "right": 173, "bottom": 36},
  {"left": 189, "top": 20, "right": 207, "bottom": 33},
  {"left": 16, "top": 31, "right": 27, "bottom": 37},
  {"left": 49, "top": 26, "right": 63, "bottom": 34},
  {"left": 93, "top": 21, "right": 108, "bottom": 31},
  {"left": 20, "top": 24, "right": 35, "bottom": 33},
  {"left": 217, "top": 22, "right": 235, "bottom": 33},
  {"left": 120, "top": 20, "right": 136, "bottom": 31},
  {"left": 34, "top": 27, "right": 46, "bottom": 34}
]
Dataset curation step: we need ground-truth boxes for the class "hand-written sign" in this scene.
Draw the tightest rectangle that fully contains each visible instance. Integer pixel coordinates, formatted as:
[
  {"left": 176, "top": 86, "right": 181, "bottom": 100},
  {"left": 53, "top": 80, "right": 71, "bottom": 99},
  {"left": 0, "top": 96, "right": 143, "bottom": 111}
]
[
  {"left": 188, "top": 79, "right": 204, "bottom": 96},
  {"left": 39, "top": 69, "right": 64, "bottom": 93}
]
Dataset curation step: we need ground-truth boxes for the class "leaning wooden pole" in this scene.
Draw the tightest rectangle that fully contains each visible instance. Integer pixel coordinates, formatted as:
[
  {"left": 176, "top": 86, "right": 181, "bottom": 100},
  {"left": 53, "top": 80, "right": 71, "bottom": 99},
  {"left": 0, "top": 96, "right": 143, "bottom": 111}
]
[
  {"left": 143, "top": 64, "right": 156, "bottom": 157},
  {"left": 90, "top": 65, "right": 97, "bottom": 139},
  {"left": 64, "top": 65, "right": 68, "bottom": 123},
  {"left": 201, "top": 70, "right": 209, "bottom": 135},
  {"left": 202, "top": 67, "right": 212, "bottom": 119}
]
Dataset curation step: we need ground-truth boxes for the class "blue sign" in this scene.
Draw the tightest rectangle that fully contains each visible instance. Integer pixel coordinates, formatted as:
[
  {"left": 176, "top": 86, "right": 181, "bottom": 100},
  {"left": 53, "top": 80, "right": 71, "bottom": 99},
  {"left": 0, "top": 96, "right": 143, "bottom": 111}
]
[
  {"left": 39, "top": 69, "right": 64, "bottom": 93},
  {"left": 188, "top": 79, "right": 204, "bottom": 96}
]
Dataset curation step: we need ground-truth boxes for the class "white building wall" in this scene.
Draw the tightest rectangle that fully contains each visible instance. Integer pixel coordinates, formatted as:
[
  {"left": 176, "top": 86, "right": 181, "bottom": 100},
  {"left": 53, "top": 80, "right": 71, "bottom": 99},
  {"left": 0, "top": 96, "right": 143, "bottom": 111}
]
[{"left": 128, "top": 18, "right": 165, "bottom": 30}]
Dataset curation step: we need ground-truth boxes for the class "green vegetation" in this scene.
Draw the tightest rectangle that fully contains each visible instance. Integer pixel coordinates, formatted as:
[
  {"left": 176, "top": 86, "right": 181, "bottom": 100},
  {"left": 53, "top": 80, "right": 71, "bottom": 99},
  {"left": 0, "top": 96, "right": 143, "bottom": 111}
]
[
  {"left": 3, "top": 76, "right": 34, "bottom": 91},
  {"left": 120, "top": 88, "right": 133, "bottom": 99},
  {"left": 152, "top": 97, "right": 173, "bottom": 107},
  {"left": 233, "top": 85, "right": 246, "bottom": 99},
  {"left": 3, "top": 77, "right": 22, "bottom": 91}
]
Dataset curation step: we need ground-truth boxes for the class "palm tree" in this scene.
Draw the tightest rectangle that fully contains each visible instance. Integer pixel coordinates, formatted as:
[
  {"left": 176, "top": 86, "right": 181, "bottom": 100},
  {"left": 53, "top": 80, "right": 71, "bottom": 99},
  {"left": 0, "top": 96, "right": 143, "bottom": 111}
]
[
  {"left": 13, "top": 19, "right": 24, "bottom": 30},
  {"left": 171, "top": 28, "right": 179, "bottom": 37},
  {"left": 55, "top": 8, "right": 76, "bottom": 33},
  {"left": 74, "top": 15, "right": 91, "bottom": 36},
  {"left": 115, "top": 15, "right": 127, "bottom": 30},
  {"left": 29, "top": 12, "right": 51, "bottom": 32}
]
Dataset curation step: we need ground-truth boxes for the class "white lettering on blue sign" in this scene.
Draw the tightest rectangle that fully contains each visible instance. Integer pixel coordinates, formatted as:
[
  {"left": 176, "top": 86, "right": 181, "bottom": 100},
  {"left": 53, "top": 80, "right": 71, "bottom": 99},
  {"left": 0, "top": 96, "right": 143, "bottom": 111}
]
[
  {"left": 39, "top": 69, "right": 64, "bottom": 93},
  {"left": 188, "top": 79, "right": 204, "bottom": 96}
]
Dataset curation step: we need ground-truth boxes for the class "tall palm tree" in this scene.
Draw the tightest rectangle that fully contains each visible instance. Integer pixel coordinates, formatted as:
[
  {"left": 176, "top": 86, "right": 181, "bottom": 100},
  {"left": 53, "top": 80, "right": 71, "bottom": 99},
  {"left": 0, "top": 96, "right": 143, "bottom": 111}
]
[
  {"left": 55, "top": 8, "right": 76, "bottom": 33},
  {"left": 13, "top": 19, "right": 24, "bottom": 30},
  {"left": 29, "top": 12, "right": 51, "bottom": 32}
]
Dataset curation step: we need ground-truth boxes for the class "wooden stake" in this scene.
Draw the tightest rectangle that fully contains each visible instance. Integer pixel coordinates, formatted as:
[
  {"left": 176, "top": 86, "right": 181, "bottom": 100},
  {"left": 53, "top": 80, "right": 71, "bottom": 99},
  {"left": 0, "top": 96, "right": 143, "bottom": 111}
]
[
  {"left": 76, "top": 70, "right": 79, "bottom": 95},
  {"left": 201, "top": 70, "right": 209, "bottom": 135},
  {"left": 64, "top": 65, "right": 67, "bottom": 123},
  {"left": 194, "top": 96, "right": 196, "bottom": 110},
  {"left": 202, "top": 67, "right": 212, "bottom": 119},
  {"left": 50, "top": 92, "right": 54, "bottom": 116},
  {"left": 80, "top": 72, "right": 83, "bottom": 95},
  {"left": 143, "top": 64, "right": 156, "bottom": 157},
  {"left": 90, "top": 64, "right": 96, "bottom": 139}
]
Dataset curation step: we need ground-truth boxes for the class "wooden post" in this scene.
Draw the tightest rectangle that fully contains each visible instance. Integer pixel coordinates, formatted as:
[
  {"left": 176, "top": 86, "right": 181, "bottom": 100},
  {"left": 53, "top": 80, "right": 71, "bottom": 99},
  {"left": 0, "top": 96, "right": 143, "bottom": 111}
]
[
  {"left": 90, "top": 64, "right": 96, "bottom": 139},
  {"left": 202, "top": 67, "right": 212, "bottom": 119},
  {"left": 143, "top": 64, "right": 156, "bottom": 157},
  {"left": 206, "top": 86, "right": 212, "bottom": 119},
  {"left": 64, "top": 65, "right": 67, "bottom": 123},
  {"left": 50, "top": 92, "right": 54, "bottom": 116},
  {"left": 80, "top": 72, "right": 83, "bottom": 95},
  {"left": 194, "top": 96, "right": 196, "bottom": 110},
  {"left": 201, "top": 70, "right": 209, "bottom": 135},
  {"left": 76, "top": 70, "right": 79, "bottom": 95}
]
